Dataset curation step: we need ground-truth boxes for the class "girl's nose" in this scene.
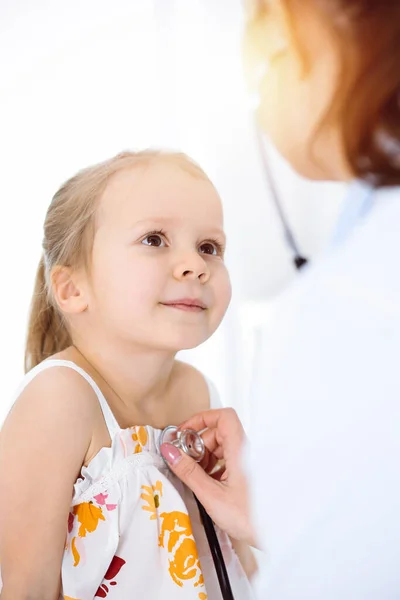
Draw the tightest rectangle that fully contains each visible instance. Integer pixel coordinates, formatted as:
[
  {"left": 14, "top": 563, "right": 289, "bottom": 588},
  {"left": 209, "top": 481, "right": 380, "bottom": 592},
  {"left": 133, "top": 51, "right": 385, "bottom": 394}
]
[{"left": 172, "top": 251, "right": 210, "bottom": 284}]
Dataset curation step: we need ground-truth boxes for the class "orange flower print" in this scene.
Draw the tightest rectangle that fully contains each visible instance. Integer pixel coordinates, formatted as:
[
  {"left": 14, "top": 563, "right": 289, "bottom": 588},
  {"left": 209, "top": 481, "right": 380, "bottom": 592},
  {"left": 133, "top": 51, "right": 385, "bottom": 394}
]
[
  {"left": 158, "top": 511, "right": 192, "bottom": 552},
  {"left": 141, "top": 480, "right": 163, "bottom": 519},
  {"left": 132, "top": 426, "right": 148, "bottom": 453},
  {"left": 198, "top": 594, "right": 208, "bottom": 600},
  {"left": 167, "top": 537, "right": 204, "bottom": 588},
  {"left": 159, "top": 511, "right": 205, "bottom": 589},
  {"left": 95, "top": 555, "right": 126, "bottom": 598},
  {"left": 71, "top": 536, "right": 81, "bottom": 567},
  {"left": 73, "top": 501, "right": 105, "bottom": 537},
  {"left": 69, "top": 501, "right": 106, "bottom": 567}
]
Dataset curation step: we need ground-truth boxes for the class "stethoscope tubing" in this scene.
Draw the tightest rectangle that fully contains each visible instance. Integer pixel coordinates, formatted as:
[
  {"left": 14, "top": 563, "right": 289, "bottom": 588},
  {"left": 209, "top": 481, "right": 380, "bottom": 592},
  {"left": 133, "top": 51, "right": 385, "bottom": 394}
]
[
  {"left": 194, "top": 494, "right": 235, "bottom": 600},
  {"left": 255, "top": 125, "right": 308, "bottom": 271}
]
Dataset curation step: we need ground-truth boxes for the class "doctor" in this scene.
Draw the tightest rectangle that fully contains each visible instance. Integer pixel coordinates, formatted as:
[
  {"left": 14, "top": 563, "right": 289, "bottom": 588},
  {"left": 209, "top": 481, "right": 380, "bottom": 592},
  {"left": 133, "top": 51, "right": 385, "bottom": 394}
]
[{"left": 160, "top": 0, "right": 400, "bottom": 598}]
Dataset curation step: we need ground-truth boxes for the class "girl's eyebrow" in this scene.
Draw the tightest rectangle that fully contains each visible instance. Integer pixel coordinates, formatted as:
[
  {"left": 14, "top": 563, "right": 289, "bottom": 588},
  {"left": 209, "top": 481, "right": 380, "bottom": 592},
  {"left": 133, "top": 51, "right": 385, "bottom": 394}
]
[
  {"left": 205, "top": 228, "right": 227, "bottom": 244},
  {"left": 130, "top": 217, "right": 176, "bottom": 229}
]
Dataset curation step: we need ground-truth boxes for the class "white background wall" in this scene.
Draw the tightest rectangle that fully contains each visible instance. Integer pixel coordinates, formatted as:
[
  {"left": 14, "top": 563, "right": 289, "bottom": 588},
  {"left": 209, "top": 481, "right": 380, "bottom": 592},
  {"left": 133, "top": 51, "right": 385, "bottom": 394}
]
[{"left": 0, "top": 0, "right": 346, "bottom": 423}]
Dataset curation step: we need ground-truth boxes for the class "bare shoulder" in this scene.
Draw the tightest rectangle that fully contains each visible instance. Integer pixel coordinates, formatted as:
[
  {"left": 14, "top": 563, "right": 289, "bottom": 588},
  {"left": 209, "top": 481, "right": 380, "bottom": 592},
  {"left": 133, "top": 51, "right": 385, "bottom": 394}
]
[
  {"left": 2, "top": 364, "right": 98, "bottom": 448},
  {"left": 172, "top": 361, "right": 213, "bottom": 416}
]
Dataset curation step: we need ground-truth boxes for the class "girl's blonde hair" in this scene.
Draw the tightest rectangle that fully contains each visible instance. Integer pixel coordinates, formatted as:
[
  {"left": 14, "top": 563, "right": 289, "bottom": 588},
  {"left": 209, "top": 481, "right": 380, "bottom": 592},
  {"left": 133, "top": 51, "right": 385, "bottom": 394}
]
[{"left": 25, "top": 150, "right": 209, "bottom": 373}]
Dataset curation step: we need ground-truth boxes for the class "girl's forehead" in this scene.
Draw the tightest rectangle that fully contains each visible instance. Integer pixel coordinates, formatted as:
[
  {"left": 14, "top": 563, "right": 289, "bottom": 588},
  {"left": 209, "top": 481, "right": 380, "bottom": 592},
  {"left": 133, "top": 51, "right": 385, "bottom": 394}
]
[{"left": 99, "top": 163, "right": 223, "bottom": 225}]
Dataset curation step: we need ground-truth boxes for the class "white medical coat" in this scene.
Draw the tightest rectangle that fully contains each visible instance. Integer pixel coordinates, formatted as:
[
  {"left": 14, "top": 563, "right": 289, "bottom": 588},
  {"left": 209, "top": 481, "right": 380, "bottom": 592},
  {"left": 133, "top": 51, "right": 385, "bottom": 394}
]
[{"left": 248, "top": 183, "right": 400, "bottom": 599}]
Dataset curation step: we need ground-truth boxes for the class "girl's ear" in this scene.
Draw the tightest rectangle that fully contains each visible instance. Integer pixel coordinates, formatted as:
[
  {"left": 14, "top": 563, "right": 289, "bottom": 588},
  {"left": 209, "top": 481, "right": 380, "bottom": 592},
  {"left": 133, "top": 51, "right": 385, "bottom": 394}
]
[{"left": 51, "top": 266, "right": 89, "bottom": 315}]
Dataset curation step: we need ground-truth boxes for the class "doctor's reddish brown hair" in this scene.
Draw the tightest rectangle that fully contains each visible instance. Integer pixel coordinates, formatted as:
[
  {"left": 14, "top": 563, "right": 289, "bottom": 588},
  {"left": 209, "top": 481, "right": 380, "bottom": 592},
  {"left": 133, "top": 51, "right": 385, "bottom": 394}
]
[
  {"left": 25, "top": 150, "right": 210, "bottom": 373},
  {"left": 247, "top": 0, "right": 400, "bottom": 187}
]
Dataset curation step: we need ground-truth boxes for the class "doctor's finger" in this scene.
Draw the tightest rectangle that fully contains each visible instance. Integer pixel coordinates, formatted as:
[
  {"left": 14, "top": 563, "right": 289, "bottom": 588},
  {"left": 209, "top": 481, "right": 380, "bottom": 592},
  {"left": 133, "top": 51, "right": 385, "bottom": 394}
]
[
  {"left": 179, "top": 408, "right": 245, "bottom": 448},
  {"left": 198, "top": 427, "right": 222, "bottom": 456}
]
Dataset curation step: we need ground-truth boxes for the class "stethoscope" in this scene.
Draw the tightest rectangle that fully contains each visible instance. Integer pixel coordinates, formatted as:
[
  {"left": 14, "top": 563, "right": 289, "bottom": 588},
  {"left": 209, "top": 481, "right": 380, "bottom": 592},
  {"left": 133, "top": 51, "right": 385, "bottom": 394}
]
[
  {"left": 159, "top": 426, "right": 235, "bottom": 600},
  {"left": 255, "top": 126, "right": 309, "bottom": 272}
]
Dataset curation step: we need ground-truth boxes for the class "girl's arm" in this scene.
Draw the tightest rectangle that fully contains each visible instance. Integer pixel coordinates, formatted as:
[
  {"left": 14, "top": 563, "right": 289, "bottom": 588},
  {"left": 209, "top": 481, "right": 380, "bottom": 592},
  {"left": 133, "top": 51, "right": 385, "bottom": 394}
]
[
  {"left": 230, "top": 538, "right": 258, "bottom": 580},
  {"left": 0, "top": 367, "right": 95, "bottom": 600}
]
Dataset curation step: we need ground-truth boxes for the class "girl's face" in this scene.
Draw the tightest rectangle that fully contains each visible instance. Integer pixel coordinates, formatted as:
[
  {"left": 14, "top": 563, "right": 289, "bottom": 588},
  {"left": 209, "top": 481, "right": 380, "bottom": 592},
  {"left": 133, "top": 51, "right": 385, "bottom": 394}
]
[
  {"left": 86, "top": 162, "right": 231, "bottom": 352},
  {"left": 246, "top": 1, "right": 348, "bottom": 180}
]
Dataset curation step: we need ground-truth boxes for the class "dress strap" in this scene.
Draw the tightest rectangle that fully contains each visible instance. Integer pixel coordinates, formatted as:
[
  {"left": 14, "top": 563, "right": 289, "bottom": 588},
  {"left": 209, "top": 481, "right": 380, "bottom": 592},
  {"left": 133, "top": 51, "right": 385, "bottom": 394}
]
[
  {"left": 25, "top": 359, "right": 121, "bottom": 439},
  {"left": 204, "top": 376, "right": 223, "bottom": 410}
]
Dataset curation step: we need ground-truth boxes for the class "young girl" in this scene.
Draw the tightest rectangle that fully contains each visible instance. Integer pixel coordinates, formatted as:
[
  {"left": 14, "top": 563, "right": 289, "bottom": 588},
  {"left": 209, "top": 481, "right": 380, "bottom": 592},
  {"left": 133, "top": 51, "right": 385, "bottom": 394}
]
[{"left": 0, "top": 151, "right": 255, "bottom": 600}]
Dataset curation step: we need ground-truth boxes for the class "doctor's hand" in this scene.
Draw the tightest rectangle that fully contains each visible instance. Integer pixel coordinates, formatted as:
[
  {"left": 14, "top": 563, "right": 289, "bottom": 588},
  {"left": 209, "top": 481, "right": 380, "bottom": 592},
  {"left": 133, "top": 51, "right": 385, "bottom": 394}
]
[{"left": 160, "top": 408, "right": 257, "bottom": 547}]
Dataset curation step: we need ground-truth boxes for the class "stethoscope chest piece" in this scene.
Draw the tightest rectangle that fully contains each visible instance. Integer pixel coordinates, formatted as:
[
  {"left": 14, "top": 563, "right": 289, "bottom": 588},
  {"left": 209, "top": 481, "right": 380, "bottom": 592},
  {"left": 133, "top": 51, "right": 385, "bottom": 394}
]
[{"left": 159, "top": 425, "right": 205, "bottom": 462}]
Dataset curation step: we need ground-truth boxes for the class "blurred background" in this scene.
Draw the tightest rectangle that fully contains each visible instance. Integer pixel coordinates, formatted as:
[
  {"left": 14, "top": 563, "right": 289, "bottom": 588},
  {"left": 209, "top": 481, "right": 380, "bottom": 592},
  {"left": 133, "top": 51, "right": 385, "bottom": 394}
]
[{"left": 0, "top": 0, "right": 346, "bottom": 425}]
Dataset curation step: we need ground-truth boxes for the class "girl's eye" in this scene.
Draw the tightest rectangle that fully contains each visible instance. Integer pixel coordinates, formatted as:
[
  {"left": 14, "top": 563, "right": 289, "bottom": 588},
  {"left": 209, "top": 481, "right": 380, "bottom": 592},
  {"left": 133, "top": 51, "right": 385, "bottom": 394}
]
[
  {"left": 199, "top": 241, "right": 224, "bottom": 257},
  {"left": 141, "top": 234, "right": 166, "bottom": 248}
]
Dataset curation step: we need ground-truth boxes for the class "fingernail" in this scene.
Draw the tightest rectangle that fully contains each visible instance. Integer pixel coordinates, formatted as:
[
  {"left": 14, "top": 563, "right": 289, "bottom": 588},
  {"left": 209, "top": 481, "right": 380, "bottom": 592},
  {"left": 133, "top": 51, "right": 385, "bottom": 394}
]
[{"left": 160, "top": 443, "right": 182, "bottom": 465}]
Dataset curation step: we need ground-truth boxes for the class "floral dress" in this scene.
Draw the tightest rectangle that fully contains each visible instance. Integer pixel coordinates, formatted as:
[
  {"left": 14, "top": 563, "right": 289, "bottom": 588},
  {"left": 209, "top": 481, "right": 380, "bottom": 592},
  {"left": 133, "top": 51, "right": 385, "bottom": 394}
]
[{"left": 1, "top": 360, "right": 253, "bottom": 600}]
